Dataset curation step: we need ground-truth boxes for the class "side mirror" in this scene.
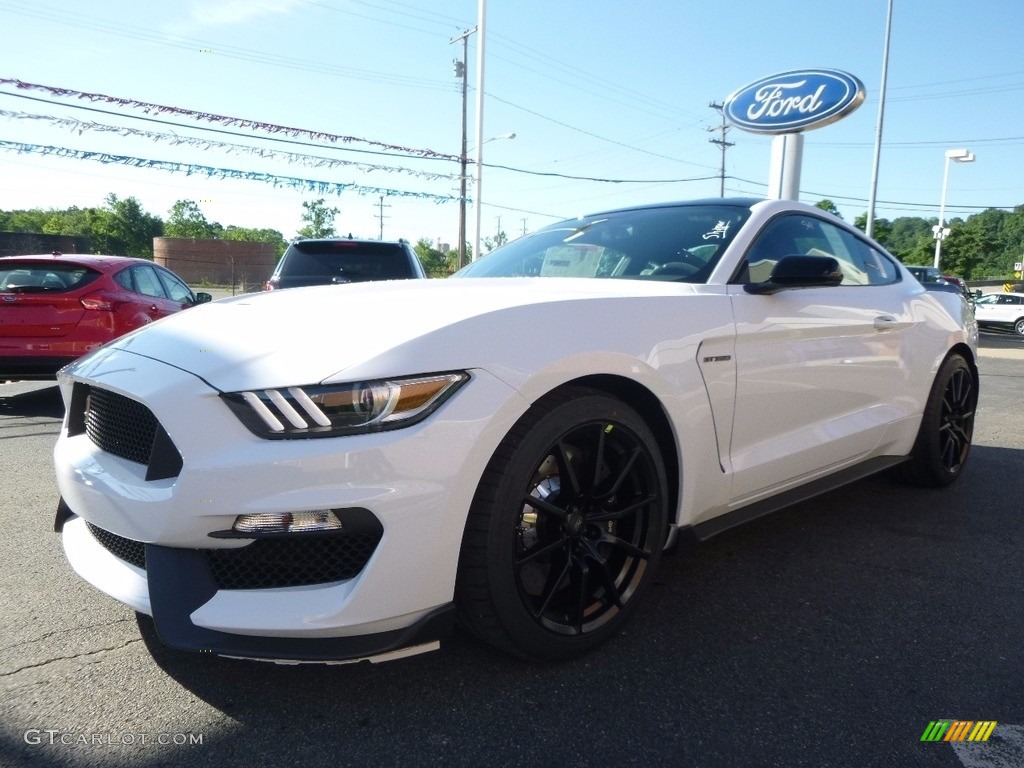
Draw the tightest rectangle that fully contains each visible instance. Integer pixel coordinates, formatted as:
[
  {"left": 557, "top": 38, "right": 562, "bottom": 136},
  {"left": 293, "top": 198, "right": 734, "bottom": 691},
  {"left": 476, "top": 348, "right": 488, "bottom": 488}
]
[
  {"left": 744, "top": 255, "right": 843, "bottom": 295},
  {"left": 194, "top": 292, "right": 213, "bottom": 304},
  {"left": 974, "top": 289, "right": 983, "bottom": 299}
]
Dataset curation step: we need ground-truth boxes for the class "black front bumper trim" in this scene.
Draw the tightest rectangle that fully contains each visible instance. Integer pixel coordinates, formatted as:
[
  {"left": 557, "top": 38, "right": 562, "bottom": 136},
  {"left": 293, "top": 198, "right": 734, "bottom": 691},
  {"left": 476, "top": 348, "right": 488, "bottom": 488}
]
[{"left": 146, "top": 543, "right": 455, "bottom": 661}]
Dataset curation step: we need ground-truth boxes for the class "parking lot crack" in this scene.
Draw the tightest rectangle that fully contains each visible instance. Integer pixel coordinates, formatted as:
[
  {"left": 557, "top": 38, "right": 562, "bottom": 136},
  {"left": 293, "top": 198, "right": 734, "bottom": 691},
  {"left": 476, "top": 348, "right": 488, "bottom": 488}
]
[
  {"left": 0, "top": 617, "right": 135, "bottom": 655},
  {"left": 0, "top": 637, "right": 144, "bottom": 678}
]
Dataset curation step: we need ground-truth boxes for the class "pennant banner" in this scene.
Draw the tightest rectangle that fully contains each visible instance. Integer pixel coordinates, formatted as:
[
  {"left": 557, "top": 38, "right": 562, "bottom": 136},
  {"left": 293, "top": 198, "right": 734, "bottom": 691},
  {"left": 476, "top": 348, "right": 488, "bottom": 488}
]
[
  {"left": 0, "top": 140, "right": 460, "bottom": 203},
  {"left": 0, "top": 77, "right": 460, "bottom": 161},
  {"left": 0, "top": 110, "right": 459, "bottom": 182}
]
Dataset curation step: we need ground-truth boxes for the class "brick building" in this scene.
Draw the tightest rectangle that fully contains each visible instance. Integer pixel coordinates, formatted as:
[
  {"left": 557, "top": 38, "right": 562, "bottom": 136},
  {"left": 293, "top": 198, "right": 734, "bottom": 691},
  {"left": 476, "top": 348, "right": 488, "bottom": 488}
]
[{"left": 153, "top": 237, "right": 277, "bottom": 290}]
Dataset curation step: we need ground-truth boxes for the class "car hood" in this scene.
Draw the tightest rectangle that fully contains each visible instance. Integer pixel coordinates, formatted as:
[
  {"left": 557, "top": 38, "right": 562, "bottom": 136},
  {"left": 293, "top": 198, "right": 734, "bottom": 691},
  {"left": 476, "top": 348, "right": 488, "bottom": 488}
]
[{"left": 85, "top": 278, "right": 704, "bottom": 392}]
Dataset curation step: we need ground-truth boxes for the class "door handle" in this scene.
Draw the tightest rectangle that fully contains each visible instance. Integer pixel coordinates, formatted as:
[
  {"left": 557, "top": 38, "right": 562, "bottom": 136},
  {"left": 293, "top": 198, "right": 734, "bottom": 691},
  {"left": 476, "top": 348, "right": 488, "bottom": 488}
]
[{"left": 873, "top": 315, "right": 898, "bottom": 330}]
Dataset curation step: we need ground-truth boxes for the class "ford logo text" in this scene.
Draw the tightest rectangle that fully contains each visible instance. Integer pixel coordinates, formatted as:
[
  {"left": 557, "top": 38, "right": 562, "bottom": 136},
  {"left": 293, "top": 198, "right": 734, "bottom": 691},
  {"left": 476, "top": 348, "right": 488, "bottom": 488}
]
[{"left": 724, "top": 69, "right": 865, "bottom": 134}]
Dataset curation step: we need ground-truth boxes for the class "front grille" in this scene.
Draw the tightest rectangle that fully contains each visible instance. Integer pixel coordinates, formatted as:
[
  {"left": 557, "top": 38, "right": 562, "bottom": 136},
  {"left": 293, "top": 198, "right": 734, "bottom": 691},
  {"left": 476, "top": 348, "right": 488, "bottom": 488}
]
[
  {"left": 86, "top": 522, "right": 147, "bottom": 570},
  {"left": 84, "top": 387, "right": 158, "bottom": 465},
  {"left": 73, "top": 384, "right": 183, "bottom": 481},
  {"left": 205, "top": 533, "right": 382, "bottom": 590},
  {"left": 85, "top": 520, "right": 382, "bottom": 590}
]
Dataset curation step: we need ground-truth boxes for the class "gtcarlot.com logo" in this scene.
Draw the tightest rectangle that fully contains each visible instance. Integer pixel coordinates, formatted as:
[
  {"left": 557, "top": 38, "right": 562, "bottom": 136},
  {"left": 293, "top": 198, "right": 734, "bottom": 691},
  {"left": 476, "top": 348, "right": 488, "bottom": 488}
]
[
  {"left": 24, "top": 730, "right": 203, "bottom": 746},
  {"left": 921, "top": 720, "right": 998, "bottom": 742}
]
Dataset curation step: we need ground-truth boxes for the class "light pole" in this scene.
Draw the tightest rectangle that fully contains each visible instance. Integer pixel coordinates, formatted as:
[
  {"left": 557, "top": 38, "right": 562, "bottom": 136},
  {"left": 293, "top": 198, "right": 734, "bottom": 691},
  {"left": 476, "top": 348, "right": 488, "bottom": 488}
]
[
  {"left": 933, "top": 148, "right": 975, "bottom": 270},
  {"left": 467, "top": 132, "right": 515, "bottom": 259},
  {"left": 865, "top": 0, "right": 893, "bottom": 238}
]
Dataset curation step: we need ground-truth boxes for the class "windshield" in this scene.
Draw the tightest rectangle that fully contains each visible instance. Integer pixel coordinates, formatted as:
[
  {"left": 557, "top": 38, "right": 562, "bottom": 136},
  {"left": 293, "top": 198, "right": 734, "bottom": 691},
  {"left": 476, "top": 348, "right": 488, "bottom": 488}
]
[
  {"left": 456, "top": 204, "right": 752, "bottom": 283},
  {"left": 0, "top": 261, "right": 101, "bottom": 293},
  {"left": 280, "top": 241, "right": 411, "bottom": 280}
]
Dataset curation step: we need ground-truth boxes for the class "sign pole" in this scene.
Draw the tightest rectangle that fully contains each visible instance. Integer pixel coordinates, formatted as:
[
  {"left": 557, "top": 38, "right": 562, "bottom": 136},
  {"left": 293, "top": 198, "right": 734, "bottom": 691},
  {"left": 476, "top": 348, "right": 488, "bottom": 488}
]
[{"left": 767, "top": 133, "right": 803, "bottom": 200}]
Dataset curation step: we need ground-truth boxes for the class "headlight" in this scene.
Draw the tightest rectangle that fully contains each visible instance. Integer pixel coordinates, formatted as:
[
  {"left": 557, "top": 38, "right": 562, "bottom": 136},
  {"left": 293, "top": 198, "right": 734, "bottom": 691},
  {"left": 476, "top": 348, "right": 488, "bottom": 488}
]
[{"left": 222, "top": 372, "right": 468, "bottom": 439}]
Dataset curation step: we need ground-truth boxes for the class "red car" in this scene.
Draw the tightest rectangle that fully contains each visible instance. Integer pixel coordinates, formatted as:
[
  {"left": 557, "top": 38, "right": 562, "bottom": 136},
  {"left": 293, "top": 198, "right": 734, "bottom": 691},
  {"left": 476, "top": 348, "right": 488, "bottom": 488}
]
[{"left": 1, "top": 254, "right": 211, "bottom": 380}]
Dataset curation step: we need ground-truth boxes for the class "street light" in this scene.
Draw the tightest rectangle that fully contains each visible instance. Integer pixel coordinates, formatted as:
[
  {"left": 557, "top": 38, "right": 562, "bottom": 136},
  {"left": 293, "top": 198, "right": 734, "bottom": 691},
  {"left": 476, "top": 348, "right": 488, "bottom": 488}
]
[
  {"left": 933, "top": 148, "right": 975, "bottom": 270},
  {"left": 474, "top": 132, "right": 516, "bottom": 150},
  {"left": 461, "top": 132, "right": 515, "bottom": 262}
]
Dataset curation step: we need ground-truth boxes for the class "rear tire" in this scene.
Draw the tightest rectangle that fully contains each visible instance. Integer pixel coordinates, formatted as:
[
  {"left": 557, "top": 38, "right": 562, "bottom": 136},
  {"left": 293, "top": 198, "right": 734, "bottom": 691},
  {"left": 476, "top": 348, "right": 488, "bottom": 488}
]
[
  {"left": 456, "top": 387, "right": 668, "bottom": 660},
  {"left": 892, "top": 353, "right": 976, "bottom": 487}
]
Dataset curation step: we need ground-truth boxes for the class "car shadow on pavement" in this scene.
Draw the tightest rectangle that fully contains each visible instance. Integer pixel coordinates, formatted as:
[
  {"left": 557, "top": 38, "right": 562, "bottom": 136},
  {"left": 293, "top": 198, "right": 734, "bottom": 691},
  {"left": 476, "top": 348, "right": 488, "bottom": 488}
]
[
  {"left": 0, "top": 384, "right": 64, "bottom": 418},
  {"left": 127, "top": 444, "right": 1024, "bottom": 767}
]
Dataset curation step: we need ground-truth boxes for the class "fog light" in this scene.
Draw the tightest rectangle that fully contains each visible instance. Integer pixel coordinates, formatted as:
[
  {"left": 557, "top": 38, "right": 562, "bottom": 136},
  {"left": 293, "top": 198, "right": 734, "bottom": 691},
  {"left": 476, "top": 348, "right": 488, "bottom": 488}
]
[{"left": 231, "top": 510, "right": 343, "bottom": 535}]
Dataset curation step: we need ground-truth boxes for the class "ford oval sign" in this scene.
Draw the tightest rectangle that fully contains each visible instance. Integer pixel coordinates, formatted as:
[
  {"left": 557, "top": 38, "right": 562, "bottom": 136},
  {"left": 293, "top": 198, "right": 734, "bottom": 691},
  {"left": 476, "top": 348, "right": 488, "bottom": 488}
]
[{"left": 724, "top": 69, "right": 865, "bottom": 134}]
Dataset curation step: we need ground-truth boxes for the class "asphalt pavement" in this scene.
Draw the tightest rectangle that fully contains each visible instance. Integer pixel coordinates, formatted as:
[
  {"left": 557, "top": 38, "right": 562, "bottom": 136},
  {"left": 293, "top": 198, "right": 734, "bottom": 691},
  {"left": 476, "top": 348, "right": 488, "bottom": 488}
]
[{"left": 0, "top": 333, "right": 1022, "bottom": 768}]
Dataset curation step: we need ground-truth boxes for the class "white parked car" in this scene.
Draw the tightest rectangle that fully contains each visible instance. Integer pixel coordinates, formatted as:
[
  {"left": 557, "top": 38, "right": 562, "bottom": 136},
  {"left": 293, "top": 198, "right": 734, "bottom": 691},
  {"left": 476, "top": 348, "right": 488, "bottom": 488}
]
[
  {"left": 973, "top": 292, "right": 1024, "bottom": 336},
  {"left": 53, "top": 199, "right": 979, "bottom": 663}
]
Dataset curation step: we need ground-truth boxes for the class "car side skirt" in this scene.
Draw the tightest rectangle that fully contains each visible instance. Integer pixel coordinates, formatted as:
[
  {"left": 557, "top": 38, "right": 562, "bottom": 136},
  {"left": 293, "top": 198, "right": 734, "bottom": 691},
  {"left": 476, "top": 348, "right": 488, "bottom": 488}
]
[{"left": 680, "top": 455, "right": 907, "bottom": 543}]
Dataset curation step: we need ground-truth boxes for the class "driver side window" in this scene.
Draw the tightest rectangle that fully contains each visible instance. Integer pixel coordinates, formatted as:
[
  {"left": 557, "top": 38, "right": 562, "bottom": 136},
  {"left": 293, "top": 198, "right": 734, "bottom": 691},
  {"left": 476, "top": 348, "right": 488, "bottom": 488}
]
[
  {"left": 740, "top": 215, "right": 899, "bottom": 286},
  {"left": 741, "top": 215, "right": 818, "bottom": 283}
]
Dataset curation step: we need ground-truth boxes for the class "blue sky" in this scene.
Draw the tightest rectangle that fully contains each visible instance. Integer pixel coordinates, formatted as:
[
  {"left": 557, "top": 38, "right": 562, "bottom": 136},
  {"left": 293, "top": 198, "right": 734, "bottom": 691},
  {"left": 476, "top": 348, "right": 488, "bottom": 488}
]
[{"left": 1, "top": 0, "right": 1021, "bottom": 250}]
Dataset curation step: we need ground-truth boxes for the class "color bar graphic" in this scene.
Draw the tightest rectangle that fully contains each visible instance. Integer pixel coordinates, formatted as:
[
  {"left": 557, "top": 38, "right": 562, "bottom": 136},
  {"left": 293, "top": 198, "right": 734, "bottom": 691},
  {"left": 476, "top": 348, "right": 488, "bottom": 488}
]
[{"left": 920, "top": 720, "right": 997, "bottom": 742}]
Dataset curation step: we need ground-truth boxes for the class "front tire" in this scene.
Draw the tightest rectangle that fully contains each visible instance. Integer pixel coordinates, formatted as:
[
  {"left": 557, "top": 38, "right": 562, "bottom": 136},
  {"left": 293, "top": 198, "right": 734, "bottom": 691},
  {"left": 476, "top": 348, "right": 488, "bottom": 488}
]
[
  {"left": 1014, "top": 317, "right": 1024, "bottom": 336},
  {"left": 892, "top": 353, "right": 976, "bottom": 487},
  {"left": 457, "top": 388, "right": 669, "bottom": 660}
]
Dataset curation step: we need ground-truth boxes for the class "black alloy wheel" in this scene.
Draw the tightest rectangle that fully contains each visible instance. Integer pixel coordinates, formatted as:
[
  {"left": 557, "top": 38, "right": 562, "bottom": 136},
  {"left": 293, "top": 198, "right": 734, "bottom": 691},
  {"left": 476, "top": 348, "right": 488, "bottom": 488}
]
[
  {"left": 457, "top": 388, "right": 669, "bottom": 660},
  {"left": 892, "top": 353, "right": 976, "bottom": 487}
]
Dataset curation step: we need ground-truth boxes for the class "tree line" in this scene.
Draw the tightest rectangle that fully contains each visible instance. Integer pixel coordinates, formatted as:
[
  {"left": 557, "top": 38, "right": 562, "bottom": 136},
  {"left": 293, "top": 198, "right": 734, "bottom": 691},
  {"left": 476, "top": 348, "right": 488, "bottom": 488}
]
[
  {"left": 3, "top": 194, "right": 1022, "bottom": 280},
  {"left": 0, "top": 194, "right": 488, "bottom": 277},
  {"left": 814, "top": 199, "right": 1024, "bottom": 279},
  {"left": 0, "top": 195, "right": 354, "bottom": 261}
]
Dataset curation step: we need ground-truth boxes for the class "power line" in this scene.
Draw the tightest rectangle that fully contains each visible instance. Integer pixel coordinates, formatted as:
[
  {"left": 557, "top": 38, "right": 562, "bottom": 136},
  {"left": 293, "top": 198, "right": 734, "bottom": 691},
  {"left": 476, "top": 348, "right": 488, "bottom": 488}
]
[{"left": 485, "top": 92, "right": 720, "bottom": 172}]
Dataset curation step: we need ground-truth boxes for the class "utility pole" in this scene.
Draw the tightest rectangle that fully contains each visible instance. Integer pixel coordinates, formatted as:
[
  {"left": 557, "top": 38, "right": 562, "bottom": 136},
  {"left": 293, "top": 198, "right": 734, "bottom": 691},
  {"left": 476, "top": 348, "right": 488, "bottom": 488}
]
[
  {"left": 472, "top": 0, "right": 488, "bottom": 263},
  {"left": 521, "top": 217, "right": 527, "bottom": 236},
  {"left": 708, "top": 102, "right": 734, "bottom": 197},
  {"left": 375, "top": 195, "right": 391, "bottom": 239},
  {"left": 450, "top": 27, "right": 476, "bottom": 267}
]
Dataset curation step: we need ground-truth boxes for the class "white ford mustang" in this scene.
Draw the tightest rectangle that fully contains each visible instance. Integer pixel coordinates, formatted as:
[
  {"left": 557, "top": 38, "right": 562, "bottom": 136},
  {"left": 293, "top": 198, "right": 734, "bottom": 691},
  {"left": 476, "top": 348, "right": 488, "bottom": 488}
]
[{"left": 53, "top": 198, "right": 978, "bottom": 663}]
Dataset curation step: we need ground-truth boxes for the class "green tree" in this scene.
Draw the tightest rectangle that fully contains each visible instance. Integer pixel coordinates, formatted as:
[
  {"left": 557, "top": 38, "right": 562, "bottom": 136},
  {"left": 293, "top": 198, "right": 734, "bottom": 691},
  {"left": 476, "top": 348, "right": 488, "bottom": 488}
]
[
  {"left": 223, "top": 226, "right": 288, "bottom": 258},
  {"left": 92, "top": 194, "right": 163, "bottom": 257},
  {"left": 297, "top": 198, "right": 339, "bottom": 238},
  {"left": 165, "top": 200, "right": 221, "bottom": 239},
  {"left": 2, "top": 208, "right": 50, "bottom": 232},
  {"left": 937, "top": 222, "right": 987, "bottom": 278},
  {"left": 413, "top": 237, "right": 455, "bottom": 277},
  {"left": 814, "top": 199, "right": 842, "bottom": 219},
  {"left": 885, "top": 217, "right": 934, "bottom": 262},
  {"left": 854, "top": 213, "right": 892, "bottom": 246},
  {"left": 483, "top": 228, "right": 508, "bottom": 253}
]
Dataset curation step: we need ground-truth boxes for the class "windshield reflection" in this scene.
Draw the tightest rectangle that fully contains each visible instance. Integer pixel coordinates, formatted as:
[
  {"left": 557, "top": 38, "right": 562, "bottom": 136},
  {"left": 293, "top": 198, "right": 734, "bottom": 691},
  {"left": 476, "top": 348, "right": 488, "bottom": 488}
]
[{"left": 455, "top": 204, "right": 752, "bottom": 284}]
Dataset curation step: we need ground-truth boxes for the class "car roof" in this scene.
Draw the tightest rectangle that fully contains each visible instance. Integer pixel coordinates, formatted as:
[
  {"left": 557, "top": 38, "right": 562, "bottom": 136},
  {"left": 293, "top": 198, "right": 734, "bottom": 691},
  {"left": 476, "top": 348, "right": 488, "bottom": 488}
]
[
  {"left": 289, "top": 238, "right": 409, "bottom": 246},
  {"left": 0, "top": 253, "right": 154, "bottom": 269},
  {"left": 581, "top": 197, "right": 763, "bottom": 218}
]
